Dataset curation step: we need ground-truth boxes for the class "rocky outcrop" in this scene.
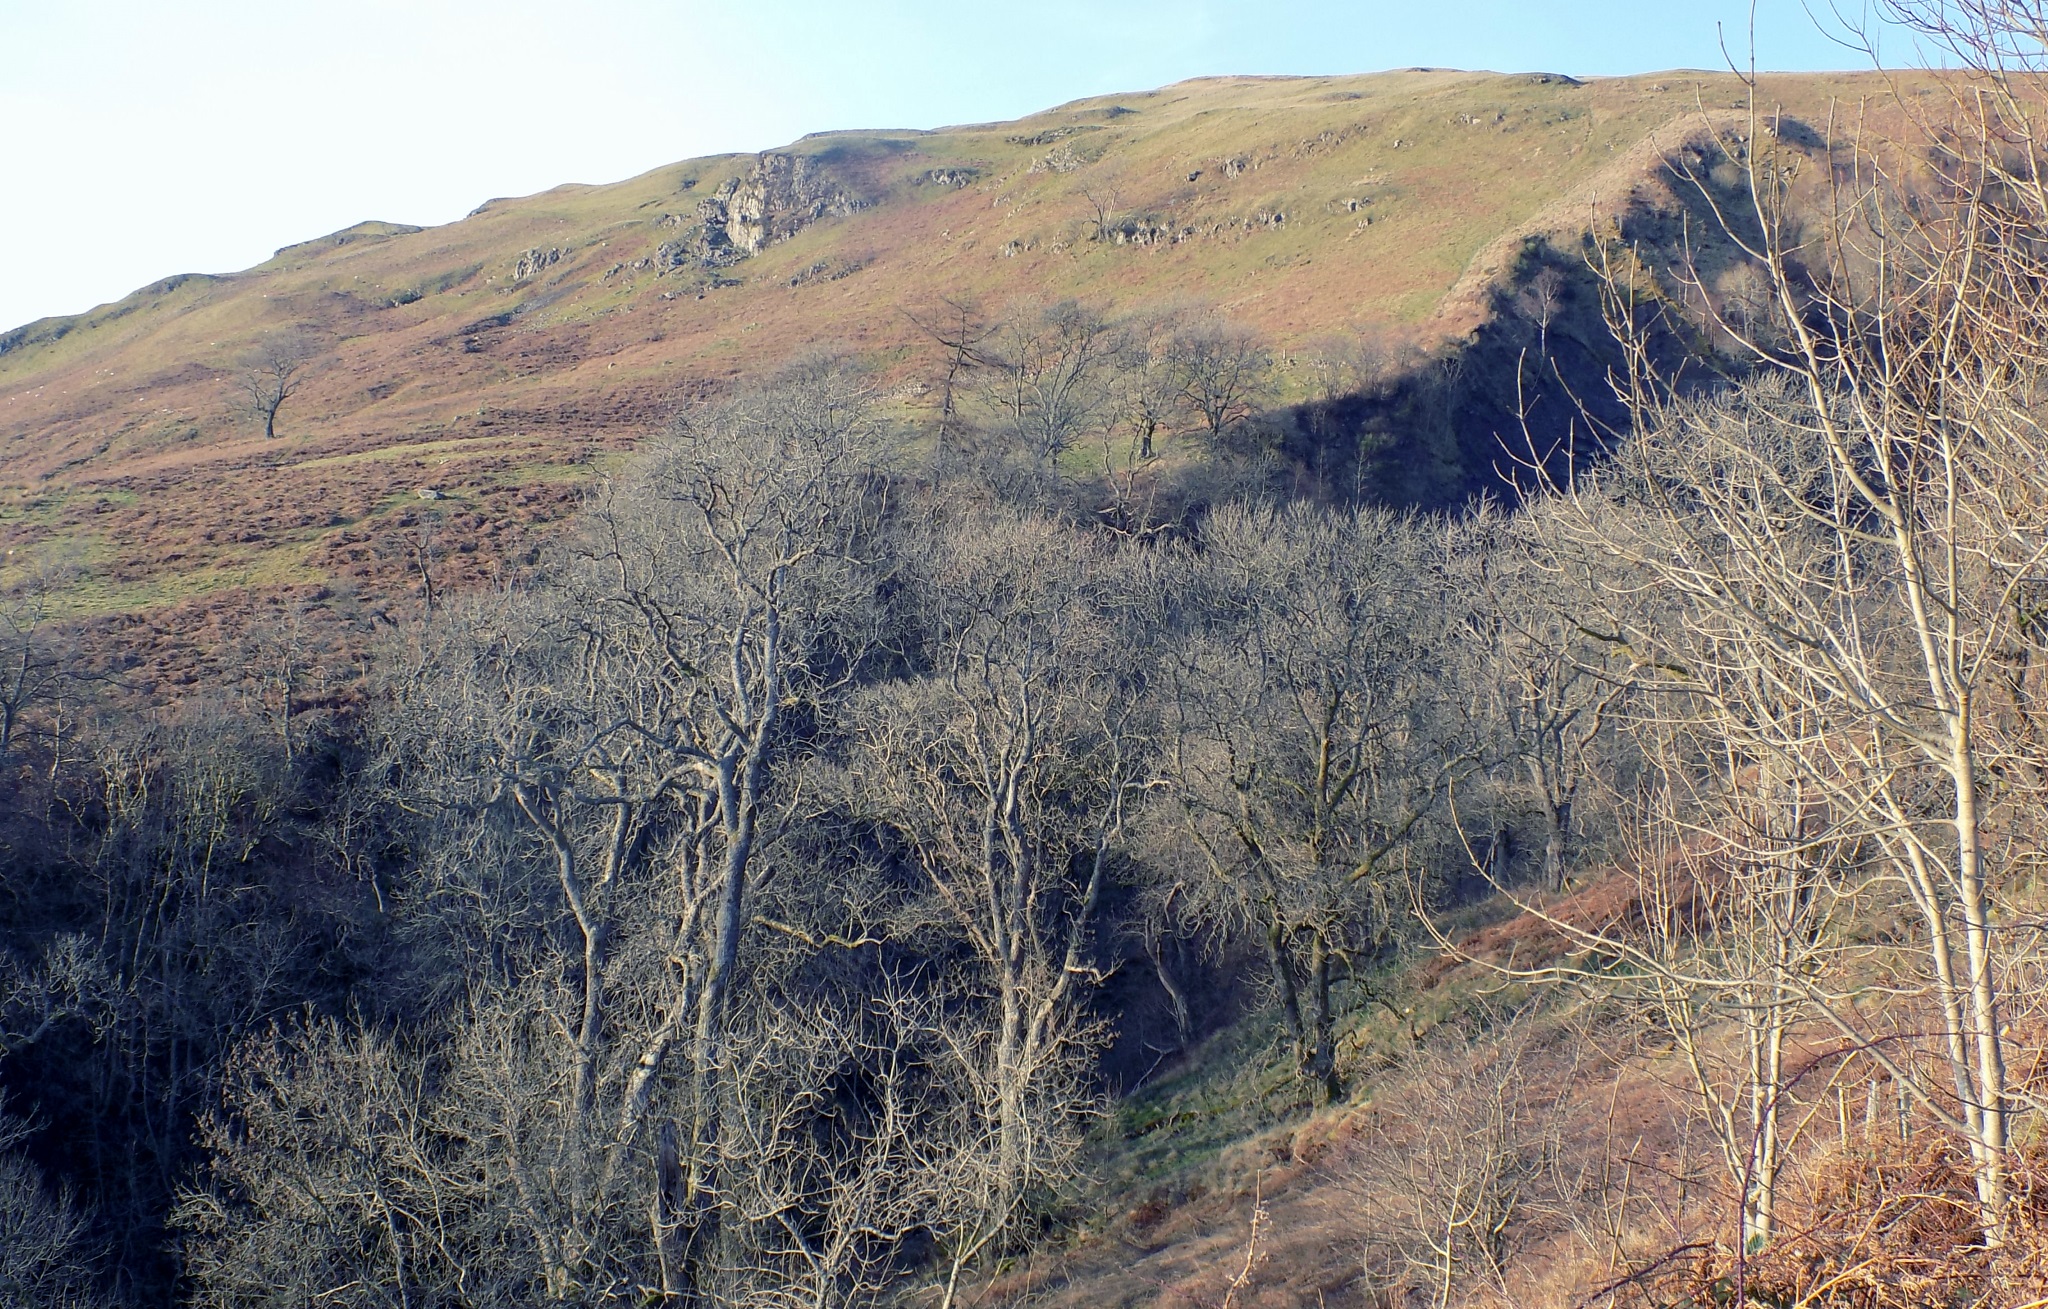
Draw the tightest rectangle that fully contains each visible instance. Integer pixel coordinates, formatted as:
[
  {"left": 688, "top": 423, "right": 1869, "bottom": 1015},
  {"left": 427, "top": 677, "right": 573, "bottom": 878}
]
[
  {"left": 1006, "top": 124, "right": 1100, "bottom": 147},
  {"left": 681, "top": 152, "right": 864, "bottom": 269},
  {"left": 1028, "top": 145, "right": 1089, "bottom": 174},
  {"left": 513, "top": 247, "right": 563, "bottom": 281},
  {"left": 1103, "top": 219, "right": 1194, "bottom": 247}
]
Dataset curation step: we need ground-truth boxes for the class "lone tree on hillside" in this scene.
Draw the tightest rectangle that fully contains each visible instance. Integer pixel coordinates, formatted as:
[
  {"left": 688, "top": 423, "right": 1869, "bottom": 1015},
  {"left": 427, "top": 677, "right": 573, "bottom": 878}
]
[{"left": 233, "top": 333, "right": 314, "bottom": 439}]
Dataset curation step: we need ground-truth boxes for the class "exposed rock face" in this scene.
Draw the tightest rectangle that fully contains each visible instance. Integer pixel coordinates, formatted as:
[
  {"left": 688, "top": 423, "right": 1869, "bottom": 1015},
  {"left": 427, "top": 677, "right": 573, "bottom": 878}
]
[
  {"left": 513, "top": 247, "right": 563, "bottom": 280},
  {"left": 1104, "top": 219, "right": 1193, "bottom": 247},
  {"left": 1027, "top": 145, "right": 1087, "bottom": 174},
  {"left": 682, "top": 152, "right": 863, "bottom": 268},
  {"left": 1006, "top": 124, "right": 1099, "bottom": 147}
]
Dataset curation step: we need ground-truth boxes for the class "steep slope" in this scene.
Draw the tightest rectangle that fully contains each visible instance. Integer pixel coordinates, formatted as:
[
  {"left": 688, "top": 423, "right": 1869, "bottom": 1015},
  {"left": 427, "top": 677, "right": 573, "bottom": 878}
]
[{"left": 0, "top": 68, "right": 1890, "bottom": 686}]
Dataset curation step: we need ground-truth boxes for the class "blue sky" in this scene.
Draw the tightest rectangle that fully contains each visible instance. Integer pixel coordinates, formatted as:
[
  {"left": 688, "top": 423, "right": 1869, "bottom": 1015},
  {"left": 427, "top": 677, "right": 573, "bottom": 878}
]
[{"left": 1, "top": 1, "right": 1903, "bottom": 331}]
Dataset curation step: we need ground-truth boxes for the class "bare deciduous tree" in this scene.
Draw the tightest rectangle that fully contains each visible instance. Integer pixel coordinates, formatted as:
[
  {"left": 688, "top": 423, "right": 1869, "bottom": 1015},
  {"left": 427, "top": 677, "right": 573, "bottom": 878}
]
[
  {"left": 342, "top": 362, "right": 896, "bottom": 1301},
  {"left": 178, "top": 1017, "right": 481, "bottom": 1308},
  {"left": 903, "top": 296, "right": 997, "bottom": 464},
  {"left": 1149, "top": 505, "right": 1475, "bottom": 1101},
  {"left": 1537, "top": 168, "right": 2048, "bottom": 1246},
  {"left": 0, "top": 1106, "right": 105, "bottom": 1309},
  {"left": 1108, "top": 309, "right": 1190, "bottom": 463},
  {"left": 0, "top": 573, "right": 69, "bottom": 760},
  {"left": 1079, "top": 183, "right": 1124, "bottom": 244},
  {"left": 968, "top": 299, "right": 1119, "bottom": 467},
  {"left": 1349, "top": 1019, "right": 1577, "bottom": 1308},
  {"left": 709, "top": 991, "right": 978, "bottom": 1309},
  {"left": 1472, "top": 523, "right": 1623, "bottom": 890},
  {"left": 1518, "top": 264, "right": 1567, "bottom": 357},
  {"left": 232, "top": 332, "right": 315, "bottom": 440},
  {"left": 1465, "top": 3, "right": 2048, "bottom": 1246},
  {"left": 841, "top": 508, "right": 1148, "bottom": 1297},
  {"left": 1166, "top": 319, "right": 1275, "bottom": 449}
]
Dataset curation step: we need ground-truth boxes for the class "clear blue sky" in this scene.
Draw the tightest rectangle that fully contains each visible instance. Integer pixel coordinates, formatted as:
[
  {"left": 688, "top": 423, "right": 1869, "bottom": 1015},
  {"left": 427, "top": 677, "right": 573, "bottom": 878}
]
[{"left": 0, "top": 1, "right": 1905, "bottom": 332}]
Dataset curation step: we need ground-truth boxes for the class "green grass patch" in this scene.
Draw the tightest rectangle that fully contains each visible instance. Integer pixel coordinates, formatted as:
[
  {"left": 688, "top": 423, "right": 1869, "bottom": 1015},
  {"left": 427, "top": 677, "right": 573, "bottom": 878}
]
[
  {"left": 484, "top": 458, "right": 610, "bottom": 488},
  {"left": 0, "top": 486, "right": 137, "bottom": 535},
  {"left": 284, "top": 434, "right": 529, "bottom": 472},
  {"left": 48, "top": 549, "right": 322, "bottom": 618}
]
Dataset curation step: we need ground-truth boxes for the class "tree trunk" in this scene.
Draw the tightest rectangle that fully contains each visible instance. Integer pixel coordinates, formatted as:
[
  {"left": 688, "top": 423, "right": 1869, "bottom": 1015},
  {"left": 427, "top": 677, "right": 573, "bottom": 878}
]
[
  {"left": 1267, "top": 922, "right": 1307, "bottom": 1065},
  {"left": 1306, "top": 932, "right": 1339, "bottom": 1104},
  {"left": 1525, "top": 756, "right": 1567, "bottom": 891},
  {"left": 1147, "top": 930, "right": 1193, "bottom": 1049},
  {"left": 1952, "top": 716, "right": 2010, "bottom": 1245}
]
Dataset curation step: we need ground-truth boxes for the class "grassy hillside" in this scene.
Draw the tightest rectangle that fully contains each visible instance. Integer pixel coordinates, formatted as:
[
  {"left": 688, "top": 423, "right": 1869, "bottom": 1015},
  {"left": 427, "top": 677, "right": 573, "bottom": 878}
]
[{"left": 0, "top": 68, "right": 1897, "bottom": 686}]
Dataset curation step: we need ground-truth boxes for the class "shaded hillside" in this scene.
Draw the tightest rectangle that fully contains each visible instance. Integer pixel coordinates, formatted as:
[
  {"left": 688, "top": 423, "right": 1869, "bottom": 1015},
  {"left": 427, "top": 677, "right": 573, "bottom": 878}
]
[{"left": 0, "top": 69, "right": 1890, "bottom": 681}]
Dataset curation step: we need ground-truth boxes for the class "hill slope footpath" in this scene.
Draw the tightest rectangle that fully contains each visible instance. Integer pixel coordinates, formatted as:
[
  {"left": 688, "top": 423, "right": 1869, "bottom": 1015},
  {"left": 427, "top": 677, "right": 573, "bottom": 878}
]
[{"left": 0, "top": 69, "right": 1874, "bottom": 688}]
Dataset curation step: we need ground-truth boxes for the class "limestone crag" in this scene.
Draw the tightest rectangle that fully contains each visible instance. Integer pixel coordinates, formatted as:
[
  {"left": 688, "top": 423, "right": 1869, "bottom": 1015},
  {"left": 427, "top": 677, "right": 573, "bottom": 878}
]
[
  {"left": 513, "top": 247, "right": 563, "bottom": 280},
  {"left": 682, "top": 152, "right": 863, "bottom": 268}
]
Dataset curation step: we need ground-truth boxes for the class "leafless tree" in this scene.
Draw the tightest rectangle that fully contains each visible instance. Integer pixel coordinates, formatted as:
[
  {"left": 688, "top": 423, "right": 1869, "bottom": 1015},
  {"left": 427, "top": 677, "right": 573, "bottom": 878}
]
[
  {"left": 1472, "top": 520, "right": 1624, "bottom": 890},
  {"left": 238, "top": 599, "right": 332, "bottom": 769},
  {"left": 839, "top": 508, "right": 1149, "bottom": 1296},
  {"left": 1302, "top": 330, "right": 1406, "bottom": 404},
  {"left": 232, "top": 332, "right": 315, "bottom": 440},
  {"left": 968, "top": 299, "right": 1119, "bottom": 467},
  {"left": 903, "top": 296, "right": 997, "bottom": 464},
  {"left": 1636, "top": 726, "right": 1860, "bottom": 1250},
  {"left": 1108, "top": 309, "right": 1190, "bottom": 463},
  {"left": 1166, "top": 319, "right": 1275, "bottom": 449},
  {"left": 1082, "top": 312, "right": 1192, "bottom": 538},
  {"left": 711, "top": 990, "right": 990, "bottom": 1309},
  {"left": 183, "top": 824, "right": 983, "bottom": 1309},
  {"left": 0, "top": 573, "right": 68, "bottom": 760},
  {"left": 337, "top": 362, "right": 896, "bottom": 1301},
  {"left": 34, "top": 705, "right": 317, "bottom": 1301},
  {"left": 1519, "top": 264, "right": 1567, "bottom": 357},
  {"left": 1481, "top": 3, "right": 2048, "bottom": 1245},
  {"left": 1536, "top": 276, "right": 2048, "bottom": 1248},
  {"left": 1148, "top": 505, "right": 1477, "bottom": 1101},
  {"left": 1080, "top": 183, "right": 1124, "bottom": 243},
  {"left": 1349, "top": 1018, "right": 1578, "bottom": 1308},
  {"left": 0, "top": 935, "right": 111, "bottom": 1061},
  {"left": 178, "top": 1017, "right": 483, "bottom": 1308},
  {"left": 0, "top": 1106, "right": 105, "bottom": 1309}
]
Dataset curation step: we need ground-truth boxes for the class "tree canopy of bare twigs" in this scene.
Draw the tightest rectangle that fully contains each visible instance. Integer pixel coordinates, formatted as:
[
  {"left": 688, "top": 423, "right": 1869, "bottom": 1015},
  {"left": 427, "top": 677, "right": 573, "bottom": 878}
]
[
  {"left": 1143, "top": 504, "right": 1480, "bottom": 1102},
  {"left": 231, "top": 331, "right": 316, "bottom": 440}
]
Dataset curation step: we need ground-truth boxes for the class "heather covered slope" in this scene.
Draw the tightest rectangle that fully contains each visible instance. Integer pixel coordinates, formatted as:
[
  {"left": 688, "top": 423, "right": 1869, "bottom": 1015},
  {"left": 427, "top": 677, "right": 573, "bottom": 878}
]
[{"left": 0, "top": 68, "right": 1889, "bottom": 680}]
